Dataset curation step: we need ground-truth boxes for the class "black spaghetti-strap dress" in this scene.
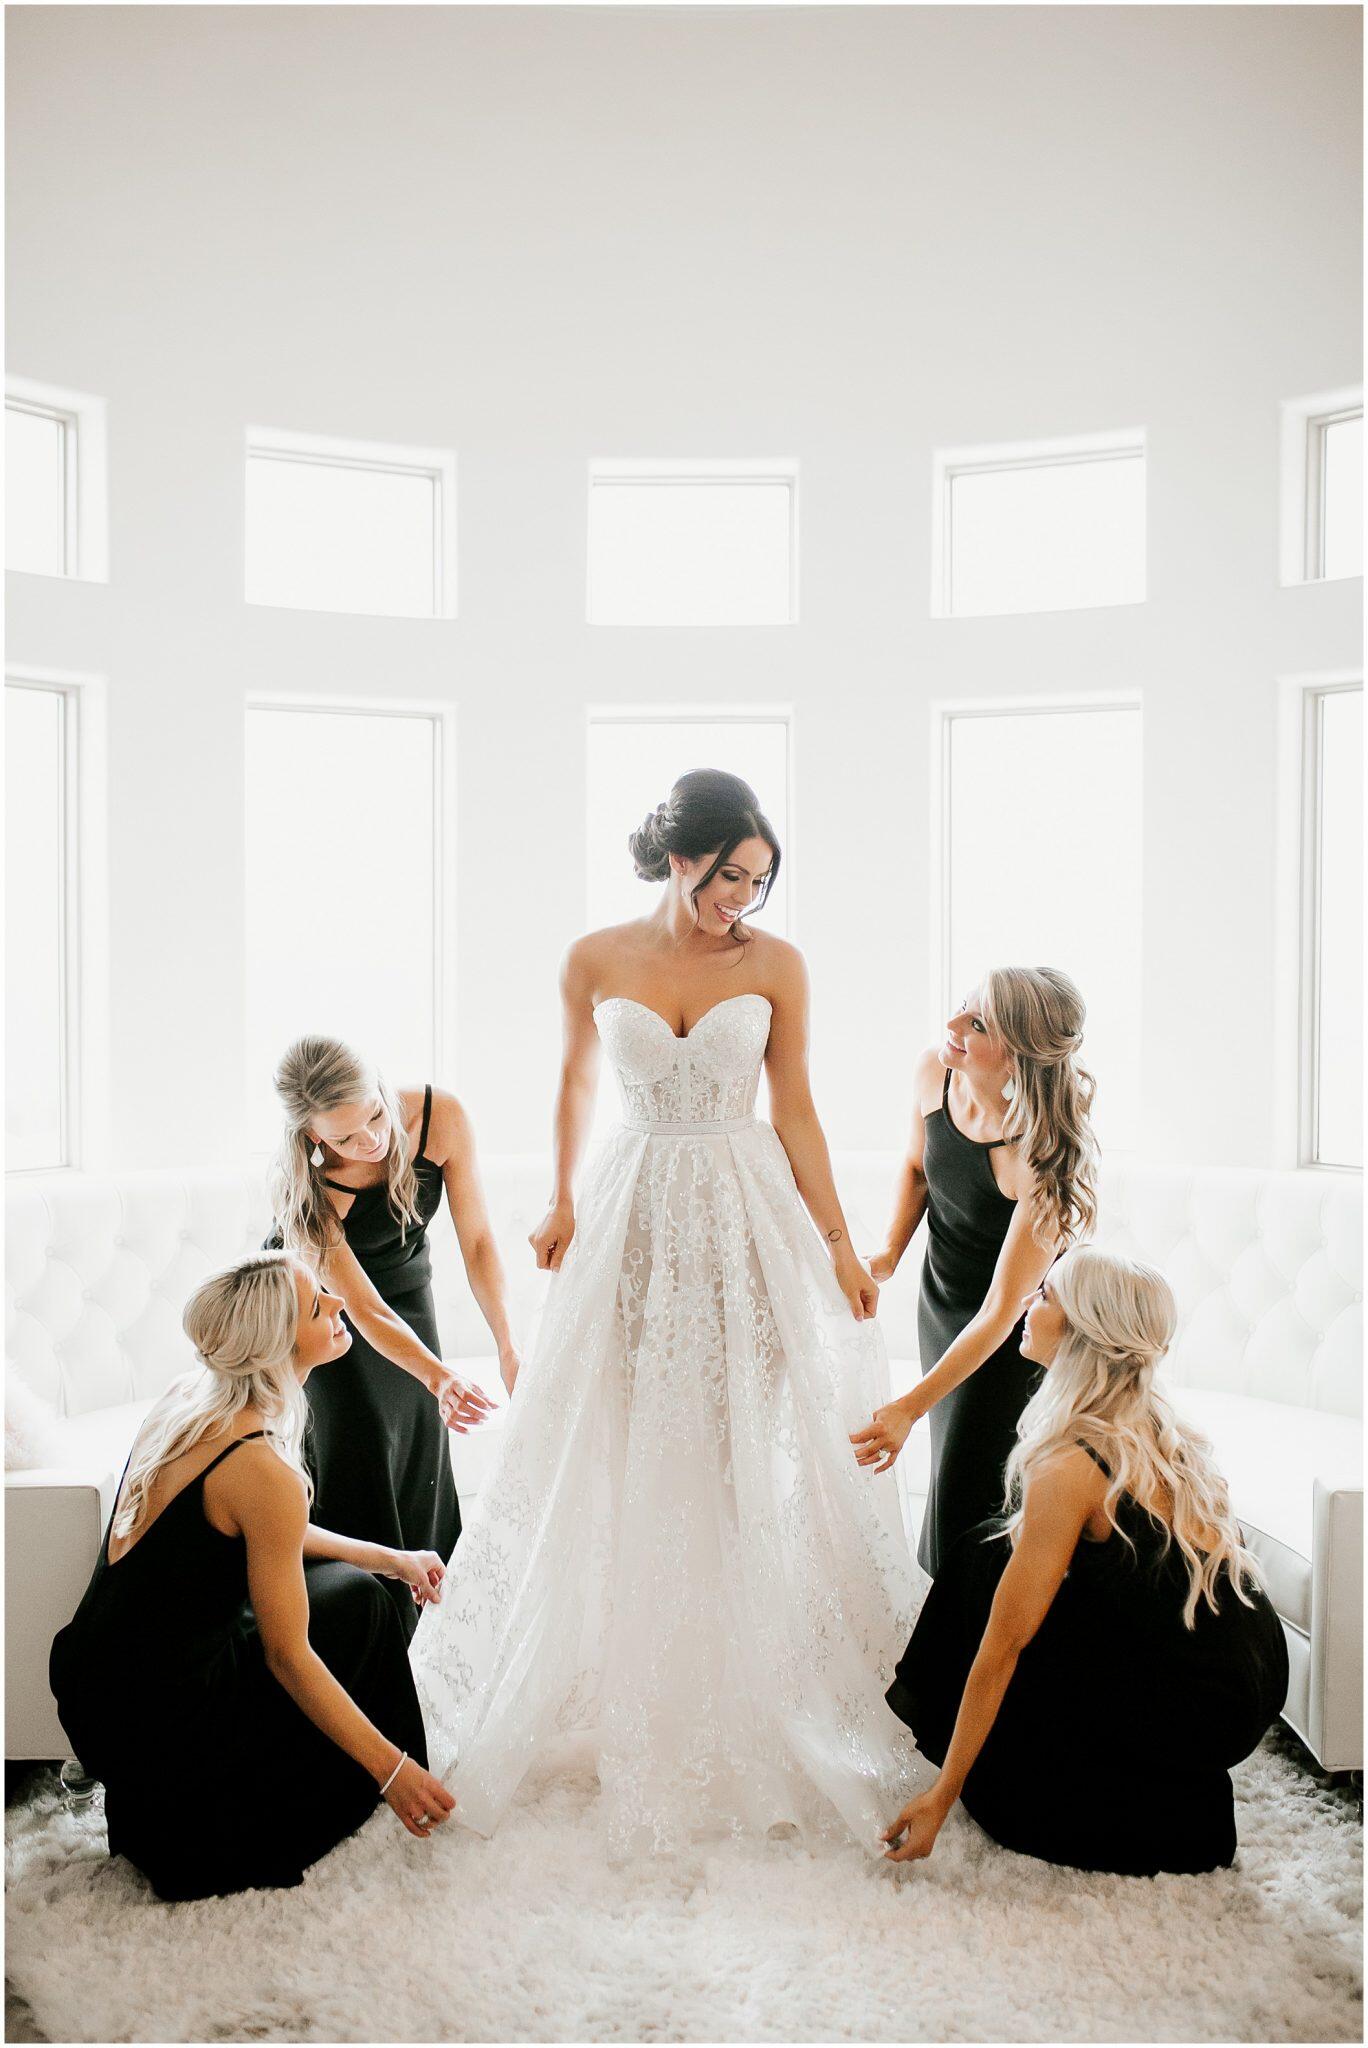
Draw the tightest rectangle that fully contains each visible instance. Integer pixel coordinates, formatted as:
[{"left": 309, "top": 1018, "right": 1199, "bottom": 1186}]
[
  {"left": 887, "top": 1457, "right": 1290, "bottom": 1875},
  {"left": 917, "top": 1066, "right": 1038, "bottom": 1576},
  {"left": 298, "top": 1086, "right": 460, "bottom": 1637},
  {"left": 49, "top": 1434, "right": 427, "bottom": 1901}
]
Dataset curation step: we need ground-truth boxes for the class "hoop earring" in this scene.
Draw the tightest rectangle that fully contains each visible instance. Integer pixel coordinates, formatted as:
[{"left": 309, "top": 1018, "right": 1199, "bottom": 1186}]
[{"left": 310, "top": 1142, "right": 324, "bottom": 1167}]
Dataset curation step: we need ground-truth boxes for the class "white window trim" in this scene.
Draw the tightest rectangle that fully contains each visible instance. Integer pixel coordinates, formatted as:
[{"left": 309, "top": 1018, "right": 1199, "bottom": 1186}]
[
  {"left": 5, "top": 665, "right": 110, "bottom": 1173},
  {"left": 1274, "top": 669, "right": 1363, "bottom": 1171},
  {"left": 245, "top": 426, "right": 458, "bottom": 620},
  {"left": 928, "top": 690, "right": 1142, "bottom": 1044},
  {"left": 6, "top": 376, "right": 109, "bottom": 583},
  {"left": 245, "top": 694, "right": 458, "bottom": 1094},
  {"left": 1278, "top": 387, "right": 1363, "bottom": 586},
  {"left": 586, "top": 460, "right": 800, "bottom": 625},
  {"left": 585, "top": 702, "right": 796, "bottom": 934},
  {"left": 930, "top": 427, "right": 1146, "bottom": 621}
]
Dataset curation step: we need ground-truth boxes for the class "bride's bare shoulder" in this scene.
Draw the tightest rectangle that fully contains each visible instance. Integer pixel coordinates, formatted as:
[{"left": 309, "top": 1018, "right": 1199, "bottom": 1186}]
[{"left": 563, "top": 923, "right": 651, "bottom": 996}]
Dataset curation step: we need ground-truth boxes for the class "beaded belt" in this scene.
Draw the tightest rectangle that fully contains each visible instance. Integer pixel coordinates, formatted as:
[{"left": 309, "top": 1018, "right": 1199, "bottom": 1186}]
[{"left": 621, "top": 1115, "right": 760, "bottom": 1137}]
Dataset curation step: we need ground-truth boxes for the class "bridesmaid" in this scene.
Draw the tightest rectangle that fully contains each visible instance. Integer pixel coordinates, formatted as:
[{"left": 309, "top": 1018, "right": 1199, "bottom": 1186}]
[
  {"left": 50, "top": 1252, "right": 455, "bottom": 1901},
  {"left": 851, "top": 967, "right": 1098, "bottom": 1575},
  {"left": 271, "top": 1036, "right": 520, "bottom": 1635},
  {"left": 882, "top": 1247, "right": 1289, "bottom": 1875}
]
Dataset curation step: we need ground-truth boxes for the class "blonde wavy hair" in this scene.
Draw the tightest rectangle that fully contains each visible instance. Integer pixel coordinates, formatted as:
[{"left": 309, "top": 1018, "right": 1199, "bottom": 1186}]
[
  {"left": 981, "top": 965, "right": 1099, "bottom": 1250},
  {"left": 114, "top": 1252, "right": 312, "bottom": 1542},
  {"left": 271, "top": 1035, "right": 421, "bottom": 1264},
  {"left": 1004, "top": 1246, "right": 1263, "bottom": 1628}
]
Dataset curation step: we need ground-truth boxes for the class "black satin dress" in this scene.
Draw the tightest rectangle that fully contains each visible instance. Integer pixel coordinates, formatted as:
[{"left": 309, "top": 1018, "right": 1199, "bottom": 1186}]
[
  {"left": 917, "top": 1065, "right": 1038, "bottom": 1576},
  {"left": 49, "top": 1434, "right": 427, "bottom": 1902},
  {"left": 294, "top": 1087, "right": 460, "bottom": 1639},
  {"left": 887, "top": 1462, "right": 1290, "bottom": 1876}
]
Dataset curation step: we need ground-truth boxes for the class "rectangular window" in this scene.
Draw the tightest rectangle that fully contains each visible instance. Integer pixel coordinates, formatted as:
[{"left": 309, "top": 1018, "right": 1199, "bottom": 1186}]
[
  {"left": 1281, "top": 389, "right": 1363, "bottom": 585},
  {"left": 1308, "top": 685, "right": 1363, "bottom": 1167},
  {"left": 245, "top": 430, "right": 456, "bottom": 619},
  {"left": 941, "top": 702, "right": 1142, "bottom": 1148},
  {"left": 6, "top": 683, "right": 73, "bottom": 1169},
  {"left": 5, "top": 379, "right": 107, "bottom": 582},
  {"left": 588, "top": 464, "right": 797, "bottom": 624},
  {"left": 933, "top": 433, "right": 1146, "bottom": 619},
  {"left": 1318, "top": 412, "right": 1363, "bottom": 583},
  {"left": 244, "top": 705, "right": 445, "bottom": 1148}
]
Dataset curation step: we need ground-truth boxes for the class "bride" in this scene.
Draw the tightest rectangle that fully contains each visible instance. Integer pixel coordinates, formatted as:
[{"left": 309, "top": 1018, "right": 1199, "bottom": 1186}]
[{"left": 411, "top": 769, "right": 924, "bottom": 1857}]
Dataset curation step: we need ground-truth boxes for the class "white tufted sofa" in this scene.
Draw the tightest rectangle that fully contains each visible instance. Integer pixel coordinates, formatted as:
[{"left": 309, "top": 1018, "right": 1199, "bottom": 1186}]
[{"left": 6, "top": 1156, "right": 1362, "bottom": 1770}]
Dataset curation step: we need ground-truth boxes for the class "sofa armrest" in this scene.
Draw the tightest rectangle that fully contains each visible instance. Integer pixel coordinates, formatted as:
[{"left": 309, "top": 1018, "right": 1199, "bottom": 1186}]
[
  {"left": 4, "top": 1472, "right": 112, "bottom": 1760},
  {"left": 1308, "top": 1479, "right": 1363, "bottom": 1773}
]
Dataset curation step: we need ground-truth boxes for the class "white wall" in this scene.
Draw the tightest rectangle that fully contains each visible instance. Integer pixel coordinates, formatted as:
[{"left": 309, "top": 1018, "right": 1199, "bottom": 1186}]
[{"left": 6, "top": 4, "right": 1361, "bottom": 1170}]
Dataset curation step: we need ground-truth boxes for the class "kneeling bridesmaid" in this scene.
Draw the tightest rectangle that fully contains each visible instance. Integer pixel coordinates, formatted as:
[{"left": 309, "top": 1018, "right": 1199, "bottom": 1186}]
[
  {"left": 883, "top": 1247, "right": 1288, "bottom": 1877},
  {"left": 50, "top": 1252, "right": 455, "bottom": 1901}
]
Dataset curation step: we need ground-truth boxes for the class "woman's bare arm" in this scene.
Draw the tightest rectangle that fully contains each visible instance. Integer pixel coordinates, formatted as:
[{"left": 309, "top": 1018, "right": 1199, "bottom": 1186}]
[
  {"left": 319, "top": 1233, "right": 493, "bottom": 1433},
  {"left": 428, "top": 1089, "right": 520, "bottom": 1391},
  {"left": 529, "top": 940, "right": 603, "bottom": 1272},
  {"left": 883, "top": 1451, "right": 1101, "bottom": 1860},
  {"left": 852, "top": 1192, "right": 1056, "bottom": 1471},
  {"left": 218, "top": 1449, "right": 454, "bottom": 1838},
  {"left": 870, "top": 1048, "right": 941, "bottom": 1280},
  {"left": 764, "top": 943, "right": 877, "bottom": 1321}
]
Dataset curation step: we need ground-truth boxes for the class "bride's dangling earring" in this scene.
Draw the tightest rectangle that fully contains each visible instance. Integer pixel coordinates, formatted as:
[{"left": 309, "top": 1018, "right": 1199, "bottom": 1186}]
[{"left": 311, "top": 1142, "right": 324, "bottom": 1167}]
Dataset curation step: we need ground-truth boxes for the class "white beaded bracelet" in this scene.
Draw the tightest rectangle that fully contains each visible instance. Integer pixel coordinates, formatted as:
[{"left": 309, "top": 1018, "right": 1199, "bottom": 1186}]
[{"left": 379, "top": 1752, "right": 408, "bottom": 1797}]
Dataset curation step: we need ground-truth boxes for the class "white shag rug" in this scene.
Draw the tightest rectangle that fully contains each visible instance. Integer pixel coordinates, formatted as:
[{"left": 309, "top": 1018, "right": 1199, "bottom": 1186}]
[{"left": 6, "top": 1730, "right": 1361, "bottom": 2044}]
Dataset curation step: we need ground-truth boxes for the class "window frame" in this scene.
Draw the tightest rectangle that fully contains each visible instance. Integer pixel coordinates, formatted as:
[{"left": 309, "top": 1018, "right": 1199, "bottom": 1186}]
[
  {"left": 5, "top": 376, "right": 109, "bottom": 583},
  {"left": 244, "top": 426, "right": 458, "bottom": 620},
  {"left": 584, "top": 703, "right": 796, "bottom": 933},
  {"left": 930, "top": 427, "right": 1147, "bottom": 620},
  {"left": 586, "top": 460, "right": 800, "bottom": 626},
  {"left": 1279, "top": 387, "right": 1364, "bottom": 586},
  {"left": 929, "top": 690, "right": 1143, "bottom": 1137},
  {"left": 243, "top": 694, "right": 457, "bottom": 1127},
  {"left": 1276, "top": 670, "right": 1363, "bottom": 1171},
  {"left": 4, "top": 667, "right": 109, "bottom": 1173}
]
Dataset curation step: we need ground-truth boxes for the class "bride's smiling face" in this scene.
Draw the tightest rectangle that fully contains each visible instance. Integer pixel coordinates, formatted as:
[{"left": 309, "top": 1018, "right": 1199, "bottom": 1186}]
[{"left": 672, "top": 837, "right": 773, "bottom": 937}]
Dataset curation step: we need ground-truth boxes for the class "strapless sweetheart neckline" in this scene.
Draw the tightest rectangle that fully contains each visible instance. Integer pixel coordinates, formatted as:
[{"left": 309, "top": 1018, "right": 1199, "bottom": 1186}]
[{"left": 592, "top": 991, "right": 773, "bottom": 1043}]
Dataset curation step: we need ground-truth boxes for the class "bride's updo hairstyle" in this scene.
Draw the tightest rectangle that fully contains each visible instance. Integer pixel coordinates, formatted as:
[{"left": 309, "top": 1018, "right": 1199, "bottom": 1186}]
[
  {"left": 981, "top": 965, "right": 1099, "bottom": 1251},
  {"left": 1004, "top": 1247, "right": 1263, "bottom": 1628},
  {"left": 114, "top": 1252, "right": 312, "bottom": 1542},
  {"left": 272, "top": 1034, "right": 421, "bottom": 1263},
  {"left": 628, "top": 768, "right": 781, "bottom": 946}
]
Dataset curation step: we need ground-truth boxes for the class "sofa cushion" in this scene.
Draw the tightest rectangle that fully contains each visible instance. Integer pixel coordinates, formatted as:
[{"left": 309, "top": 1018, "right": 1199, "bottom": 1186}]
[{"left": 1166, "top": 1385, "right": 1362, "bottom": 1635}]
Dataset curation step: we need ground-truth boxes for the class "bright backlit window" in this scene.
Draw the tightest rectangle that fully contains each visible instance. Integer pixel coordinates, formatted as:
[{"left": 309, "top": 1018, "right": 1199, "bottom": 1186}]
[
  {"left": 1310, "top": 686, "right": 1362, "bottom": 1167},
  {"left": 6, "top": 684, "right": 72, "bottom": 1169},
  {"left": 934, "top": 434, "right": 1146, "bottom": 618},
  {"left": 942, "top": 703, "right": 1142, "bottom": 1147},
  {"left": 5, "top": 380, "right": 107, "bottom": 581},
  {"left": 588, "top": 466, "right": 796, "bottom": 624},
  {"left": 245, "top": 705, "right": 444, "bottom": 1148},
  {"left": 245, "top": 430, "right": 456, "bottom": 619},
  {"left": 1319, "top": 413, "right": 1363, "bottom": 583}
]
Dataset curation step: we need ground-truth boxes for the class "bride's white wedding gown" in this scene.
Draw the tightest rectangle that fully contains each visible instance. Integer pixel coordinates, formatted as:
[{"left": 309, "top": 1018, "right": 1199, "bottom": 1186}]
[{"left": 411, "top": 992, "right": 926, "bottom": 1857}]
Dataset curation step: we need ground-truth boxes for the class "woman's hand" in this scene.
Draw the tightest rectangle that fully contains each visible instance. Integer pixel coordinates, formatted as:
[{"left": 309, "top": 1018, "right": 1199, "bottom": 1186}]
[
  {"left": 881, "top": 1785, "right": 952, "bottom": 1863},
  {"left": 431, "top": 1370, "right": 496, "bottom": 1434},
  {"left": 530, "top": 1199, "right": 575, "bottom": 1272},
  {"left": 380, "top": 1549, "right": 445, "bottom": 1610},
  {"left": 833, "top": 1246, "right": 879, "bottom": 1322},
  {"left": 381, "top": 1754, "right": 456, "bottom": 1840},
  {"left": 498, "top": 1344, "right": 522, "bottom": 1397},
  {"left": 850, "top": 1394, "right": 919, "bottom": 1472},
  {"left": 867, "top": 1248, "right": 898, "bottom": 1285}
]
